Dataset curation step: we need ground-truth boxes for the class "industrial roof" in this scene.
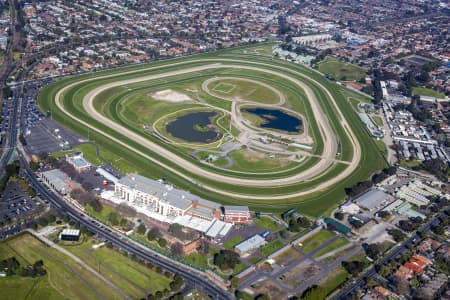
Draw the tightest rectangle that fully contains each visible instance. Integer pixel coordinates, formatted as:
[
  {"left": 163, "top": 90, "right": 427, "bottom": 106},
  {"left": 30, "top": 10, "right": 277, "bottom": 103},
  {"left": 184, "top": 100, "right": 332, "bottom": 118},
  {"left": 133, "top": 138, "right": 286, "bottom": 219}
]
[
  {"left": 96, "top": 167, "right": 119, "bottom": 184},
  {"left": 42, "top": 169, "right": 70, "bottom": 192},
  {"left": 223, "top": 206, "right": 249, "bottom": 213},
  {"left": 235, "top": 235, "right": 266, "bottom": 253},
  {"left": 355, "top": 189, "right": 394, "bottom": 211}
]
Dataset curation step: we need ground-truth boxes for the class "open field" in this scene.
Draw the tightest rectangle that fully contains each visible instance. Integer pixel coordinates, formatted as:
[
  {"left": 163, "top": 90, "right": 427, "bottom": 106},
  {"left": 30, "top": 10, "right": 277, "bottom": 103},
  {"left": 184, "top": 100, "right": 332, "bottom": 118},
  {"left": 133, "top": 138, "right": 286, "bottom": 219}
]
[
  {"left": 412, "top": 87, "right": 445, "bottom": 98},
  {"left": 318, "top": 56, "right": 367, "bottom": 82},
  {"left": 61, "top": 236, "right": 171, "bottom": 298},
  {"left": 0, "top": 233, "right": 124, "bottom": 300},
  {"left": 299, "top": 230, "right": 336, "bottom": 254},
  {"left": 37, "top": 44, "right": 386, "bottom": 216}
]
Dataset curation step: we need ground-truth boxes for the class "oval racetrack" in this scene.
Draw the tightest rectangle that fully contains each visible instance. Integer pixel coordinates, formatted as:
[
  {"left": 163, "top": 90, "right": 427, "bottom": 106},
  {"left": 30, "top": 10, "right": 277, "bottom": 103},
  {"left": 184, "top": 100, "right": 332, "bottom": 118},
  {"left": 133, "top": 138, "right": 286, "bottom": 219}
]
[{"left": 53, "top": 58, "right": 361, "bottom": 200}]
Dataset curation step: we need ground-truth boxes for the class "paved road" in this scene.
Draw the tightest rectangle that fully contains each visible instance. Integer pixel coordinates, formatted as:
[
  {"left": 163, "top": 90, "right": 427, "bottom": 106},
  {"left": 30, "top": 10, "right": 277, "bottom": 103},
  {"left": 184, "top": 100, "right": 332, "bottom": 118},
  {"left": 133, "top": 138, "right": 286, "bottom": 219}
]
[
  {"left": 26, "top": 228, "right": 131, "bottom": 300},
  {"left": 54, "top": 59, "right": 361, "bottom": 200}
]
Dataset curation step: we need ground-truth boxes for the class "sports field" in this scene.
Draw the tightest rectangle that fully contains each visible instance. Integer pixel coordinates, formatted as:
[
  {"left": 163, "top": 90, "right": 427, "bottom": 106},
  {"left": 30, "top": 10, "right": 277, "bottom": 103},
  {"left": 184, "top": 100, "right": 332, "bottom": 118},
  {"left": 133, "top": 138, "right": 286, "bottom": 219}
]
[{"left": 37, "top": 43, "right": 386, "bottom": 216}]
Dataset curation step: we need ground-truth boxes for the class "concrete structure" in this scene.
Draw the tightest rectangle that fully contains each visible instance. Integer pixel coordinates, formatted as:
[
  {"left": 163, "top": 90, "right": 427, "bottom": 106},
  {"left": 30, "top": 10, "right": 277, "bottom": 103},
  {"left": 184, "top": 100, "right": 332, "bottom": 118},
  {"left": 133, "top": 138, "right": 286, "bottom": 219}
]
[
  {"left": 66, "top": 152, "right": 91, "bottom": 172},
  {"left": 59, "top": 229, "right": 80, "bottom": 241},
  {"left": 234, "top": 234, "right": 266, "bottom": 255},
  {"left": 222, "top": 206, "right": 250, "bottom": 224},
  {"left": 354, "top": 189, "right": 394, "bottom": 212},
  {"left": 41, "top": 169, "right": 77, "bottom": 195}
]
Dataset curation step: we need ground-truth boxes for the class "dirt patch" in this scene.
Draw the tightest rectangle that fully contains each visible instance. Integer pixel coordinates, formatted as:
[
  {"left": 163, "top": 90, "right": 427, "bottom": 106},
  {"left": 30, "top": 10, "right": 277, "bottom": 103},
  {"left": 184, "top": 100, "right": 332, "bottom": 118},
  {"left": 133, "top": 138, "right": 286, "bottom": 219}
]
[
  {"left": 149, "top": 89, "right": 192, "bottom": 102},
  {"left": 279, "top": 259, "right": 322, "bottom": 288},
  {"left": 251, "top": 279, "right": 288, "bottom": 299}
]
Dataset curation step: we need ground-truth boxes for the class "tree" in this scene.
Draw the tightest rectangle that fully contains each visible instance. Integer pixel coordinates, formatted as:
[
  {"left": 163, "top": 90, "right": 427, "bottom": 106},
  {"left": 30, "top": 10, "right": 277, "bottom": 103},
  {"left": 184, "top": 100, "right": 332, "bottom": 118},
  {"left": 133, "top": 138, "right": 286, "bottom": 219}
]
[
  {"left": 365, "top": 243, "right": 381, "bottom": 260},
  {"left": 158, "top": 238, "right": 167, "bottom": 248},
  {"left": 378, "top": 211, "right": 391, "bottom": 219},
  {"left": 37, "top": 217, "right": 48, "bottom": 227},
  {"left": 90, "top": 198, "right": 103, "bottom": 213},
  {"left": 137, "top": 223, "right": 146, "bottom": 235},
  {"left": 108, "top": 211, "right": 120, "bottom": 226},
  {"left": 147, "top": 228, "right": 159, "bottom": 241},
  {"left": 213, "top": 250, "right": 240, "bottom": 271},
  {"left": 388, "top": 228, "right": 407, "bottom": 242},
  {"left": 170, "top": 242, "right": 184, "bottom": 258},
  {"left": 342, "top": 260, "right": 366, "bottom": 276},
  {"left": 334, "top": 211, "right": 344, "bottom": 220},
  {"left": 197, "top": 239, "right": 210, "bottom": 256}
]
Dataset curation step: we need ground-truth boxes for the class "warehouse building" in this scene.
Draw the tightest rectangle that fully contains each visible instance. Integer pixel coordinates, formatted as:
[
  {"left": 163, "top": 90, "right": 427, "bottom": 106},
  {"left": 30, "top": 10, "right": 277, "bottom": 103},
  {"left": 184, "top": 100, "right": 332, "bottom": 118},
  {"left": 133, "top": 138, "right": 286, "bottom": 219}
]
[
  {"left": 354, "top": 189, "right": 394, "bottom": 212},
  {"left": 41, "top": 169, "right": 78, "bottom": 195},
  {"left": 235, "top": 234, "right": 267, "bottom": 255}
]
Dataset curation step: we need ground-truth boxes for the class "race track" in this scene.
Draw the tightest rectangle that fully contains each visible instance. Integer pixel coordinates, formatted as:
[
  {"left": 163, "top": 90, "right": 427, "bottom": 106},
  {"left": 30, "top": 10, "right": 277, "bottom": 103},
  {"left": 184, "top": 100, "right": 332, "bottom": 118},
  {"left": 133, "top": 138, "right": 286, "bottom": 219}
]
[{"left": 53, "top": 59, "right": 362, "bottom": 200}]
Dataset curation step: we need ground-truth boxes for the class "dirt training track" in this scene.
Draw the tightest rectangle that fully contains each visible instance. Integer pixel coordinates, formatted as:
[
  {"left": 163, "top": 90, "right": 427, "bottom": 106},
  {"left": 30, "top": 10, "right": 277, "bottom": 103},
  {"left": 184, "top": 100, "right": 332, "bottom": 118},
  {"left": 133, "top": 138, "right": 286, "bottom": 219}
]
[{"left": 54, "top": 59, "right": 361, "bottom": 200}]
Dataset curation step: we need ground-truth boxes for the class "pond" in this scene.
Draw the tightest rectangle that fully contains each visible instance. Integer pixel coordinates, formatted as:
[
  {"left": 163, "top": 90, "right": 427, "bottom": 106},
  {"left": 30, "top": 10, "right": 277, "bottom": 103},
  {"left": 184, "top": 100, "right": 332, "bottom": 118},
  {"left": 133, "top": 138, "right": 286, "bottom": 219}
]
[
  {"left": 243, "top": 107, "right": 302, "bottom": 133},
  {"left": 166, "top": 111, "right": 221, "bottom": 143}
]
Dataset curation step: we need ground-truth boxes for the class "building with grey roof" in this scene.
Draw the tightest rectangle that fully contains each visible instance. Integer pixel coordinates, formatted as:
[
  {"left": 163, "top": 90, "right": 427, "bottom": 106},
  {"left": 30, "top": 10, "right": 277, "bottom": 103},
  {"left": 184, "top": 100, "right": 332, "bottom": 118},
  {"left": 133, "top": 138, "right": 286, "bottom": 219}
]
[
  {"left": 235, "top": 234, "right": 266, "bottom": 255},
  {"left": 41, "top": 169, "right": 75, "bottom": 195},
  {"left": 354, "top": 189, "right": 394, "bottom": 212},
  {"left": 115, "top": 174, "right": 221, "bottom": 220}
]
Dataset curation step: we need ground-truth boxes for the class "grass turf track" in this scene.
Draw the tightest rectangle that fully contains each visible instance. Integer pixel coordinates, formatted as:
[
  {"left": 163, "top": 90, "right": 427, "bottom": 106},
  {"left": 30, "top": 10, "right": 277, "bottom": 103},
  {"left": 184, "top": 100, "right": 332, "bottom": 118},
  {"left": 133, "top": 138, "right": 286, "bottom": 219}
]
[{"left": 37, "top": 43, "right": 386, "bottom": 217}]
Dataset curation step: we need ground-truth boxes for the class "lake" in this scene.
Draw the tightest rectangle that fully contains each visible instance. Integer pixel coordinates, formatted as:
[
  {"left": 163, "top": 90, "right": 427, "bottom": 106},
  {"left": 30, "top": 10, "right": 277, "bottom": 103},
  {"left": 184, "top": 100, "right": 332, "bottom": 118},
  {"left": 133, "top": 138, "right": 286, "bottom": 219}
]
[
  {"left": 166, "top": 111, "right": 221, "bottom": 143},
  {"left": 243, "top": 107, "right": 302, "bottom": 133}
]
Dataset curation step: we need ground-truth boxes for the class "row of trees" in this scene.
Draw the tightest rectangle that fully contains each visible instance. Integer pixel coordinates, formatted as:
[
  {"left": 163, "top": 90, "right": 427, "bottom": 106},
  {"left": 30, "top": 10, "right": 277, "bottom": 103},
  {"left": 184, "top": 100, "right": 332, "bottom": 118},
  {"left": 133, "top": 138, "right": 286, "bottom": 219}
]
[{"left": 345, "top": 167, "right": 396, "bottom": 197}]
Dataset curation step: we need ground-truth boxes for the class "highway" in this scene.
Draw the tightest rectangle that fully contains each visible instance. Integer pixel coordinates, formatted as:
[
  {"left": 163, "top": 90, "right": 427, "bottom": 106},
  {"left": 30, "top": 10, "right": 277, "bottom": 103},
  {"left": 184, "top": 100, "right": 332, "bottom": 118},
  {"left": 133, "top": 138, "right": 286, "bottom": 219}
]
[{"left": 2, "top": 72, "right": 232, "bottom": 299}]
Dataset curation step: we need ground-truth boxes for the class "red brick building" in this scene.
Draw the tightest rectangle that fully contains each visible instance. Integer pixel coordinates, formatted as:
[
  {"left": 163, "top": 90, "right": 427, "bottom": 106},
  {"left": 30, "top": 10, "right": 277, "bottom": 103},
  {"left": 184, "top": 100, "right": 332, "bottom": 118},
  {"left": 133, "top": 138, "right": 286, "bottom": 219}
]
[{"left": 222, "top": 206, "right": 250, "bottom": 224}]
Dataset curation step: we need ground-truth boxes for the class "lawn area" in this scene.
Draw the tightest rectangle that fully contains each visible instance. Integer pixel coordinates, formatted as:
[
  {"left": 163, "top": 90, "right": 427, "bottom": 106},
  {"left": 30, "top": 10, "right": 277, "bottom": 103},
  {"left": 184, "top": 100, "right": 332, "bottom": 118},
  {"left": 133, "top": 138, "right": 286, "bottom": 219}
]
[
  {"left": 223, "top": 236, "right": 244, "bottom": 250},
  {"left": 318, "top": 56, "right": 367, "bottom": 81},
  {"left": 253, "top": 216, "right": 282, "bottom": 231},
  {"left": 184, "top": 252, "right": 208, "bottom": 269},
  {"left": 399, "top": 159, "right": 422, "bottom": 169},
  {"left": 260, "top": 240, "right": 284, "bottom": 257},
  {"left": 374, "top": 140, "right": 387, "bottom": 158},
  {"left": 372, "top": 116, "right": 383, "bottom": 127},
  {"left": 299, "top": 230, "right": 335, "bottom": 254},
  {"left": 412, "top": 87, "right": 445, "bottom": 99},
  {"left": 85, "top": 204, "right": 116, "bottom": 225},
  {"left": 73, "top": 143, "right": 103, "bottom": 166},
  {"left": 62, "top": 236, "right": 171, "bottom": 298},
  {"left": 315, "top": 266, "right": 349, "bottom": 298},
  {"left": 0, "top": 233, "right": 124, "bottom": 300},
  {"left": 313, "top": 237, "right": 349, "bottom": 258}
]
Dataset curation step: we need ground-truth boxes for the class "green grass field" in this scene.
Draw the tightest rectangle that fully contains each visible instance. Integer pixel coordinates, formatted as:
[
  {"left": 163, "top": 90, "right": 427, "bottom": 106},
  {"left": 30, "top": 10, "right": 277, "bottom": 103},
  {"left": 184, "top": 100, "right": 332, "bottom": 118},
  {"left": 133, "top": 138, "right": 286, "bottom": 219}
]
[
  {"left": 299, "top": 230, "right": 336, "bottom": 254},
  {"left": 223, "top": 236, "right": 244, "bottom": 250},
  {"left": 61, "top": 236, "right": 171, "bottom": 298},
  {"left": 412, "top": 87, "right": 445, "bottom": 99},
  {"left": 37, "top": 44, "right": 386, "bottom": 217},
  {"left": 0, "top": 233, "right": 124, "bottom": 300},
  {"left": 313, "top": 237, "right": 349, "bottom": 258},
  {"left": 260, "top": 240, "right": 284, "bottom": 257},
  {"left": 318, "top": 57, "right": 367, "bottom": 82},
  {"left": 209, "top": 78, "right": 280, "bottom": 104},
  {"left": 253, "top": 216, "right": 282, "bottom": 231}
]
